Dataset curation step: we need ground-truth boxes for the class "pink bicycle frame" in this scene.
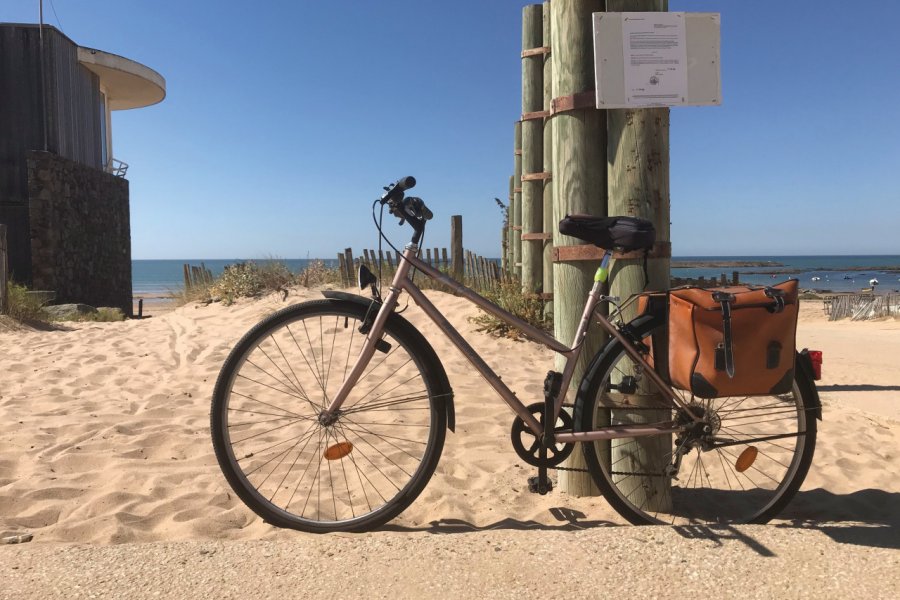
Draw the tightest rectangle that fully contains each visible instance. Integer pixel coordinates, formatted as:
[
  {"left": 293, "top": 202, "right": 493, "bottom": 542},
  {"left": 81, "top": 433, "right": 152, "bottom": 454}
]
[{"left": 323, "top": 243, "right": 695, "bottom": 442}]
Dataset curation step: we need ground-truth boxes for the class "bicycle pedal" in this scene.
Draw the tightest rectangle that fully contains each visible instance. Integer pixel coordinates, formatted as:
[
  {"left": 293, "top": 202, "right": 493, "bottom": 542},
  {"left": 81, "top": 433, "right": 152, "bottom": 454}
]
[{"left": 527, "top": 475, "right": 553, "bottom": 495}]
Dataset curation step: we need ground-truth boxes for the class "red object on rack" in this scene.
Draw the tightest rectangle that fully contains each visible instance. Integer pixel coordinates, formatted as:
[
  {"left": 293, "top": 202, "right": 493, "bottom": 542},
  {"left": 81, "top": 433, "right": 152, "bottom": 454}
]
[{"left": 808, "top": 350, "right": 823, "bottom": 380}]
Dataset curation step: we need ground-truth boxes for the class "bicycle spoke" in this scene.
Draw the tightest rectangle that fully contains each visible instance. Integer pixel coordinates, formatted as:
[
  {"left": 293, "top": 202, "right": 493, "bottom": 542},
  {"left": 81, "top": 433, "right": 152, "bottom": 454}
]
[
  {"left": 212, "top": 304, "right": 446, "bottom": 530},
  {"left": 238, "top": 368, "right": 311, "bottom": 407},
  {"left": 228, "top": 391, "right": 310, "bottom": 419},
  {"left": 286, "top": 324, "right": 328, "bottom": 406},
  {"left": 580, "top": 332, "right": 815, "bottom": 525},
  {"left": 341, "top": 391, "right": 431, "bottom": 416}
]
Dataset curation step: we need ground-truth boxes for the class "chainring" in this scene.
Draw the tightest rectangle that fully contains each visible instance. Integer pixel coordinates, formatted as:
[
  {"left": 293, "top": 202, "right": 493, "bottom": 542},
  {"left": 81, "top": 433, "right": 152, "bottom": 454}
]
[{"left": 510, "top": 402, "right": 576, "bottom": 468}]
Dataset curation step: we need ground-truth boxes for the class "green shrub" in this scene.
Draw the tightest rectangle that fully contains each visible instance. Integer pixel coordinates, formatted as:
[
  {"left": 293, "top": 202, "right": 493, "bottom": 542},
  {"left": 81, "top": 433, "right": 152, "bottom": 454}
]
[
  {"left": 83, "top": 307, "right": 126, "bottom": 322},
  {"left": 4, "top": 282, "right": 47, "bottom": 322},
  {"left": 176, "top": 260, "right": 307, "bottom": 306},
  {"left": 298, "top": 260, "right": 343, "bottom": 287},
  {"left": 470, "top": 280, "right": 550, "bottom": 341}
]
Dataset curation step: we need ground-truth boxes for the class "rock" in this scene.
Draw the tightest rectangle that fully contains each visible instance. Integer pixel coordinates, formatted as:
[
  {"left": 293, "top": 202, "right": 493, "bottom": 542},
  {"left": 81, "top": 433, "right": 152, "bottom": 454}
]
[
  {"left": 42, "top": 303, "right": 98, "bottom": 318},
  {"left": 2, "top": 533, "right": 33, "bottom": 544}
]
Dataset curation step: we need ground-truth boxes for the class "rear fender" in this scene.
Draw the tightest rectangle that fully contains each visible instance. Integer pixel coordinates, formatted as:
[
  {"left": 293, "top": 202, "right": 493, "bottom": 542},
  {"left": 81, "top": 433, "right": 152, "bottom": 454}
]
[{"left": 321, "top": 291, "right": 455, "bottom": 432}]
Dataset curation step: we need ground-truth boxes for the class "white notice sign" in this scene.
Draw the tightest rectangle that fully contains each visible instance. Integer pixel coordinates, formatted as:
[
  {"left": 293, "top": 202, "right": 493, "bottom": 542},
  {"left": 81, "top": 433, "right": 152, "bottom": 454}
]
[{"left": 621, "top": 12, "right": 688, "bottom": 106}]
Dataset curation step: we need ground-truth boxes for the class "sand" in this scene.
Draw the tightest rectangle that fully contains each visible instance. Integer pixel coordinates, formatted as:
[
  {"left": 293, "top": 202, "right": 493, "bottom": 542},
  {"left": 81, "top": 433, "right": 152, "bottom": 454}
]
[{"left": 1, "top": 288, "right": 898, "bottom": 597}]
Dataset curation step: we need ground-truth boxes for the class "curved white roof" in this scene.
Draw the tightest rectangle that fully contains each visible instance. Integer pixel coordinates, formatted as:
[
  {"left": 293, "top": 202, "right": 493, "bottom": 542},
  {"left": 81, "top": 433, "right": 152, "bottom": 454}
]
[{"left": 77, "top": 46, "right": 166, "bottom": 110}]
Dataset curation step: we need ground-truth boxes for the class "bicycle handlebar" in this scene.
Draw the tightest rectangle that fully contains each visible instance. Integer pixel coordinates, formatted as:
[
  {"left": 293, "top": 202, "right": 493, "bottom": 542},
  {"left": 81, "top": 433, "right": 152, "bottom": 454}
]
[
  {"left": 380, "top": 176, "right": 416, "bottom": 203},
  {"left": 378, "top": 176, "right": 432, "bottom": 236}
]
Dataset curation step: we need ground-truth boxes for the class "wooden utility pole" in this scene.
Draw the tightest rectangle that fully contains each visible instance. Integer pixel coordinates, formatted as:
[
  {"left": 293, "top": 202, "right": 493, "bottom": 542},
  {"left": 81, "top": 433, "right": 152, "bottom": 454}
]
[
  {"left": 606, "top": 0, "right": 672, "bottom": 511},
  {"left": 512, "top": 121, "right": 523, "bottom": 279},
  {"left": 551, "top": 0, "right": 606, "bottom": 496},
  {"left": 507, "top": 175, "right": 515, "bottom": 273},
  {"left": 520, "top": 4, "right": 544, "bottom": 294},
  {"left": 542, "top": 1, "right": 554, "bottom": 311}
]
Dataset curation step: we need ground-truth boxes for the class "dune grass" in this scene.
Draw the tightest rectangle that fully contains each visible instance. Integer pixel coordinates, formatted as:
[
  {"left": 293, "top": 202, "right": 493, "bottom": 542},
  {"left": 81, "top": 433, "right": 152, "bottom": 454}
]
[
  {"left": 4, "top": 282, "right": 46, "bottom": 322},
  {"left": 470, "top": 280, "right": 550, "bottom": 340},
  {"left": 3, "top": 283, "right": 126, "bottom": 323},
  {"left": 175, "top": 259, "right": 344, "bottom": 306}
]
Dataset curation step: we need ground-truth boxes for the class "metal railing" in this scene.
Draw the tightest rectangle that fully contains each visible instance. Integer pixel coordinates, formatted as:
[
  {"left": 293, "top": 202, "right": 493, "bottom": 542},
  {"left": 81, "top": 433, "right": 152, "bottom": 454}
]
[{"left": 105, "top": 158, "right": 129, "bottom": 177}]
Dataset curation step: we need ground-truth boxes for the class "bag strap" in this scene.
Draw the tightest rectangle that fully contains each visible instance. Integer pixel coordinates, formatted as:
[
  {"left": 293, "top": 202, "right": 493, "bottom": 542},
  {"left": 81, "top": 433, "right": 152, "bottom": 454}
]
[
  {"left": 712, "top": 291, "right": 736, "bottom": 378},
  {"left": 641, "top": 250, "right": 649, "bottom": 291}
]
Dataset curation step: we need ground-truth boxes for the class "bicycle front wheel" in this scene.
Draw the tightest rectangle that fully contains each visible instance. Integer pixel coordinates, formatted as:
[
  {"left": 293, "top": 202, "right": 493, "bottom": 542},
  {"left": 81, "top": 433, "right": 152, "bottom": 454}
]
[
  {"left": 211, "top": 299, "right": 447, "bottom": 533},
  {"left": 576, "top": 322, "right": 817, "bottom": 525}
]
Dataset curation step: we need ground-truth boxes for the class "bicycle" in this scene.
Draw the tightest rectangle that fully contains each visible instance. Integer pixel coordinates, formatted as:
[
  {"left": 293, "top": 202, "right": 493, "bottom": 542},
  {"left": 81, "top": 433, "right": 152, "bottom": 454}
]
[{"left": 211, "top": 176, "right": 820, "bottom": 532}]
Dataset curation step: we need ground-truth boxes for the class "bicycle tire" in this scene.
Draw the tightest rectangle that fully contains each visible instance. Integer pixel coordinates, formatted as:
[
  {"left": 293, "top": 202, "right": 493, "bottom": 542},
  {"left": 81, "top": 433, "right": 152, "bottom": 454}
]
[
  {"left": 211, "top": 299, "right": 448, "bottom": 533},
  {"left": 574, "top": 317, "right": 817, "bottom": 525}
]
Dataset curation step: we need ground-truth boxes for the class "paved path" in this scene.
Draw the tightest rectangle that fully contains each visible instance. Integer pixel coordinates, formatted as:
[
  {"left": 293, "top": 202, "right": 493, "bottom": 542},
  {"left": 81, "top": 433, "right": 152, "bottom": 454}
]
[{"left": 3, "top": 525, "right": 898, "bottom": 599}]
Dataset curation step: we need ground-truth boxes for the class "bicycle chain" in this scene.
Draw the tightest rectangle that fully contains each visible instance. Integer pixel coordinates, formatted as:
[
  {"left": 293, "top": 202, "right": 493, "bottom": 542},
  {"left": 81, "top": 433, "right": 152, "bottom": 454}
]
[{"left": 552, "top": 465, "right": 590, "bottom": 473}]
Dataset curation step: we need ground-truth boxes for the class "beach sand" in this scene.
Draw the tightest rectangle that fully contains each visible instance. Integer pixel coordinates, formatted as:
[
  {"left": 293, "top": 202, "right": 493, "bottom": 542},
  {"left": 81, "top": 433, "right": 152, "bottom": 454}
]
[{"left": 1, "top": 288, "right": 898, "bottom": 596}]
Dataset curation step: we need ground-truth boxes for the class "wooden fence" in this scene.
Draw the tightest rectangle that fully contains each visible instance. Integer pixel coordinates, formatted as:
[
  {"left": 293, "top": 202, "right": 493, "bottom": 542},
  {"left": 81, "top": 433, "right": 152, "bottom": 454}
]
[
  {"left": 826, "top": 293, "right": 900, "bottom": 321},
  {"left": 0, "top": 224, "right": 8, "bottom": 315},
  {"left": 336, "top": 246, "right": 504, "bottom": 293},
  {"left": 182, "top": 263, "right": 215, "bottom": 291}
]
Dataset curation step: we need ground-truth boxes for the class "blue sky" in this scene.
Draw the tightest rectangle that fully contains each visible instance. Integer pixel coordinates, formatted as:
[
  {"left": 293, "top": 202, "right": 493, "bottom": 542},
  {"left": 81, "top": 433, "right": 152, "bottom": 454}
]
[{"left": 4, "top": 1, "right": 899, "bottom": 258}]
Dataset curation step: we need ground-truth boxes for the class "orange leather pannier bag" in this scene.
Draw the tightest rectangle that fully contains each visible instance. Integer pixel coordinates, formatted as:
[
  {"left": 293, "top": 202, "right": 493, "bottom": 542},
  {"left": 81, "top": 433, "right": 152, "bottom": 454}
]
[{"left": 667, "top": 280, "right": 799, "bottom": 398}]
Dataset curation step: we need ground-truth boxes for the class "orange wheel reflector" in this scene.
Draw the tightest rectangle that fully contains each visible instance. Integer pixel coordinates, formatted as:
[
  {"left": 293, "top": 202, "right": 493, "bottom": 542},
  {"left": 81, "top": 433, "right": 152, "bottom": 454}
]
[
  {"left": 324, "top": 441, "right": 353, "bottom": 461},
  {"left": 735, "top": 446, "right": 759, "bottom": 473}
]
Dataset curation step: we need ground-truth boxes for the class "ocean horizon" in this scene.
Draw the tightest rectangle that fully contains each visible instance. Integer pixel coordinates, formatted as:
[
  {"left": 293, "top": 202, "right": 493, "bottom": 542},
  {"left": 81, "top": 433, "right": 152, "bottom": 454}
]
[{"left": 133, "top": 255, "right": 900, "bottom": 297}]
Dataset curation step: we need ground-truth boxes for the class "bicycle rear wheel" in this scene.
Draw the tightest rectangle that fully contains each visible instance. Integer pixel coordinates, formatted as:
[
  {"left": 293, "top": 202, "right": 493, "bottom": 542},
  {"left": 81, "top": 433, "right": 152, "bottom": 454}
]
[
  {"left": 576, "top": 321, "right": 817, "bottom": 525},
  {"left": 211, "top": 299, "right": 448, "bottom": 532}
]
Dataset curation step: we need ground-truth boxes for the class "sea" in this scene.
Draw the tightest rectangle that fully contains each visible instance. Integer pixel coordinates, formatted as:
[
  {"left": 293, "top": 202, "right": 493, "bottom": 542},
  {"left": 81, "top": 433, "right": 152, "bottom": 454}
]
[{"left": 132, "top": 256, "right": 900, "bottom": 297}]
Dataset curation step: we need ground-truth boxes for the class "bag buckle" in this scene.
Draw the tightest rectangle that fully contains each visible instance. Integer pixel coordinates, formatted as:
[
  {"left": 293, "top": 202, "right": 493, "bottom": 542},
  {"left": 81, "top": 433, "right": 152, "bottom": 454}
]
[
  {"left": 764, "top": 287, "right": 786, "bottom": 313},
  {"left": 712, "top": 291, "right": 735, "bottom": 304}
]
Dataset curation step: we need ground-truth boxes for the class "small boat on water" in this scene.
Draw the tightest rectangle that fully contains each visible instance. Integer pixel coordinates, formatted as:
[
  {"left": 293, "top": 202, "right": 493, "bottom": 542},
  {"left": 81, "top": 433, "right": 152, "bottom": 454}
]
[
  {"left": 811, "top": 276, "right": 821, "bottom": 282},
  {"left": 843, "top": 275, "right": 854, "bottom": 280},
  {"left": 870, "top": 278, "right": 879, "bottom": 286}
]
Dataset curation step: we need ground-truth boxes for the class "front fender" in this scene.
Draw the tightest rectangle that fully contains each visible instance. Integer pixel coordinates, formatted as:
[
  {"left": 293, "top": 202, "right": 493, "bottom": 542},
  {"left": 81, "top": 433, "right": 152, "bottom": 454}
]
[{"left": 321, "top": 291, "right": 456, "bottom": 432}]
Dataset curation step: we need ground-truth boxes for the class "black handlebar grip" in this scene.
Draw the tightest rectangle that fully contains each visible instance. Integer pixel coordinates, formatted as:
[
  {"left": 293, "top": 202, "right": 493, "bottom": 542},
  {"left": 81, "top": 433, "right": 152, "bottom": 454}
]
[{"left": 395, "top": 176, "right": 416, "bottom": 192}]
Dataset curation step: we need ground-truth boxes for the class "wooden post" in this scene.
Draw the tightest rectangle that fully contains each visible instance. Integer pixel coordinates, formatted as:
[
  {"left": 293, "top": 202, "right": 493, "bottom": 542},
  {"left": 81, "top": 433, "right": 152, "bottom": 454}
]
[
  {"left": 183, "top": 263, "right": 192, "bottom": 291},
  {"left": 521, "top": 3, "right": 544, "bottom": 294},
  {"left": 337, "top": 253, "right": 347, "bottom": 286},
  {"left": 552, "top": 0, "right": 607, "bottom": 496},
  {"left": 606, "top": 0, "right": 672, "bottom": 511},
  {"left": 426, "top": 248, "right": 433, "bottom": 265},
  {"left": 441, "top": 248, "right": 449, "bottom": 270},
  {"left": 386, "top": 251, "right": 394, "bottom": 272},
  {"left": 733, "top": 271, "right": 739, "bottom": 285},
  {"left": 0, "top": 224, "right": 8, "bottom": 315},
  {"left": 513, "top": 121, "right": 523, "bottom": 279},
  {"left": 344, "top": 248, "right": 354, "bottom": 284},
  {"left": 478, "top": 256, "right": 490, "bottom": 290},
  {"left": 542, "top": 0, "right": 555, "bottom": 313},
  {"left": 720, "top": 273, "right": 727, "bottom": 286},
  {"left": 451, "top": 215, "right": 464, "bottom": 280}
]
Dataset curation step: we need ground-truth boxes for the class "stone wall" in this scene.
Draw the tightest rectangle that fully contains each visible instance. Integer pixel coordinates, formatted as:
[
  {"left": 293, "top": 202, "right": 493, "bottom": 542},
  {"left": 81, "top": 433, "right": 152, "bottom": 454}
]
[{"left": 27, "top": 151, "right": 132, "bottom": 315}]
